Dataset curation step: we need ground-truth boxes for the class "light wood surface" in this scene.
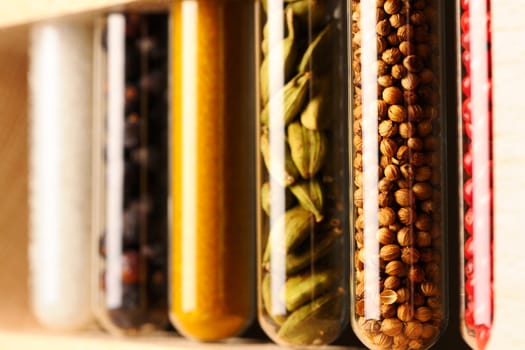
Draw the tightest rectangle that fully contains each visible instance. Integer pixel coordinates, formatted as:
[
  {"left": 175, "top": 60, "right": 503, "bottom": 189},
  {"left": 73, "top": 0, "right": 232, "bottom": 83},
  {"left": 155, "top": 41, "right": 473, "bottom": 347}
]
[
  {"left": 0, "top": 0, "right": 524, "bottom": 349},
  {"left": 0, "top": 0, "right": 170, "bottom": 29},
  {"left": 0, "top": 28, "right": 34, "bottom": 331},
  {"left": 491, "top": 0, "right": 525, "bottom": 348}
]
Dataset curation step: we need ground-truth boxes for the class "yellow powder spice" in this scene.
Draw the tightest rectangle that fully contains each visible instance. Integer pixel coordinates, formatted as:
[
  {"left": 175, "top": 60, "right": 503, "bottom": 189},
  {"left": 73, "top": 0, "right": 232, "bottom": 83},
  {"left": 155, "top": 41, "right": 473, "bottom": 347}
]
[{"left": 170, "top": 0, "right": 255, "bottom": 341}]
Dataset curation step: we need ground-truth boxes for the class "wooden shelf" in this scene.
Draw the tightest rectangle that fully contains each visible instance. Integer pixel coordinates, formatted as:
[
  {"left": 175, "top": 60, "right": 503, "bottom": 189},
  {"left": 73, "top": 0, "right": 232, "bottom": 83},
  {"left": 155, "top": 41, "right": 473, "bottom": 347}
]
[
  {"left": 0, "top": 0, "right": 171, "bottom": 29},
  {"left": 0, "top": 329, "right": 365, "bottom": 350}
]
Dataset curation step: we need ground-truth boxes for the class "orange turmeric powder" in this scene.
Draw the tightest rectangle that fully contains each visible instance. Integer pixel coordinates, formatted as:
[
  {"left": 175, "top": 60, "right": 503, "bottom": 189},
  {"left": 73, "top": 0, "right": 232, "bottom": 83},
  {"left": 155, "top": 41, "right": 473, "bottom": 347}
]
[{"left": 170, "top": 0, "right": 255, "bottom": 340}]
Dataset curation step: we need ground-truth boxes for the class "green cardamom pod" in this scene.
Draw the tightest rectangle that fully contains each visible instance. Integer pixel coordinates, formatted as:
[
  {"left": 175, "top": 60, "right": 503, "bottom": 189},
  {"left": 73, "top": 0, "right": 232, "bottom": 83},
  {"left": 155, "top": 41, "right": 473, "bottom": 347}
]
[
  {"left": 260, "top": 131, "right": 300, "bottom": 187},
  {"left": 260, "top": 72, "right": 311, "bottom": 127},
  {"left": 288, "top": 121, "right": 327, "bottom": 179},
  {"left": 290, "top": 180, "right": 324, "bottom": 222},
  {"left": 261, "top": 22, "right": 269, "bottom": 57},
  {"left": 261, "top": 181, "right": 296, "bottom": 216},
  {"left": 281, "top": 269, "right": 337, "bottom": 312},
  {"left": 260, "top": 8, "right": 298, "bottom": 104},
  {"left": 286, "top": 228, "right": 340, "bottom": 274},
  {"left": 301, "top": 93, "right": 335, "bottom": 130},
  {"left": 298, "top": 20, "right": 337, "bottom": 75},
  {"left": 300, "top": 95, "right": 324, "bottom": 131},
  {"left": 287, "top": 0, "right": 328, "bottom": 29},
  {"left": 261, "top": 182, "right": 271, "bottom": 215},
  {"left": 277, "top": 291, "right": 344, "bottom": 345},
  {"left": 262, "top": 273, "right": 287, "bottom": 326},
  {"left": 262, "top": 206, "right": 314, "bottom": 263}
]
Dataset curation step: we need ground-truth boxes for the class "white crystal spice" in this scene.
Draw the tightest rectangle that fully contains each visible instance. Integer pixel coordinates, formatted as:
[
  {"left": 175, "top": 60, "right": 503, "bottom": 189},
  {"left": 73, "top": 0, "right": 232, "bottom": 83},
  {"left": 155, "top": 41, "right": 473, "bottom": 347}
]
[{"left": 28, "top": 21, "right": 93, "bottom": 330}]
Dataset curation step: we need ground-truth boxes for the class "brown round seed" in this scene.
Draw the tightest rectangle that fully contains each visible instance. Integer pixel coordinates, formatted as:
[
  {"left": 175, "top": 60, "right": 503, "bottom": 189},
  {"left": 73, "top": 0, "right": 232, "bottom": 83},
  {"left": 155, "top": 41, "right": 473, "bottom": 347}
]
[
  {"left": 381, "top": 318, "right": 404, "bottom": 337},
  {"left": 377, "top": 36, "right": 389, "bottom": 53},
  {"left": 356, "top": 299, "right": 365, "bottom": 316},
  {"left": 378, "top": 178, "right": 394, "bottom": 192},
  {"left": 394, "top": 188, "right": 413, "bottom": 207},
  {"left": 403, "top": 55, "right": 423, "bottom": 72},
  {"left": 379, "top": 191, "right": 394, "bottom": 207},
  {"left": 417, "top": 120, "right": 433, "bottom": 136},
  {"left": 397, "top": 226, "right": 413, "bottom": 246},
  {"left": 354, "top": 135, "right": 363, "bottom": 152},
  {"left": 399, "top": 165, "right": 415, "bottom": 182},
  {"left": 383, "top": 86, "right": 403, "bottom": 105},
  {"left": 420, "top": 281, "right": 439, "bottom": 296},
  {"left": 415, "top": 166, "right": 432, "bottom": 181},
  {"left": 396, "top": 287, "right": 410, "bottom": 303},
  {"left": 408, "top": 265, "right": 425, "bottom": 283},
  {"left": 396, "top": 145, "right": 409, "bottom": 162},
  {"left": 378, "top": 74, "right": 394, "bottom": 87},
  {"left": 401, "top": 247, "right": 421, "bottom": 264},
  {"left": 421, "top": 324, "right": 438, "bottom": 339},
  {"left": 415, "top": 231, "right": 432, "bottom": 247},
  {"left": 377, "top": 227, "right": 396, "bottom": 245},
  {"left": 384, "top": 0, "right": 401, "bottom": 14},
  {"left": 397, "top": 303, "right": 414, "bottom": 322},
  {"left": 389, "top": 13, "right": 406, "bottom": 28},
  {"left": 410, "top": 10, "right": 426, "bottom": 25},
  {"left": 413, "top": 182, "right": 433, "bottom": 200},
  {"left": 415, "top": 214, "right": 432, "bottom": 231},
  {"left": 380, "top": 244, "right": 402, "bottom": 261},
  {"left": 405, "top": 321, "right": 424, "bottom": 340},
  {"left": 407, "top": 137, "right": 424, "bottom": 151},
  {"left": 382, "top": 48, "right": 402, "bottom": 65},
  {"left": 385, "top": 260, "right": 406, "bottom": 276},
  {"left": 354, "top": 188, "right": 363, "bottom": 208},
  {"left": 380, "top": 289, "right": 399, "bottom": 304},
  {"left": 399, "top": 122, "right": 416, "bottom": 138},
  {"left": 398, "top": 207, "right": 416, "bottom": 225},
  {"left": 388, "top": 105, "right": 407, "bottom": 122},
  {"left": 384, "top": 164, "right": 400, "bottom": 181},
  {"left": 373, "top": 333, "right": 393, "bottom": 348},
  {"left": 401, "top": 73, "right": 420, "bottom": 90},
  {"left": 379, "top": 207, "right": 396, "bottom": 226},
  {"left": 407, "top": 104, "right": 424, "bottom": 121},
  {"left": 414, "top": 306, "right": 433, "bottom": 322},
  {"left": 381, "top": 303, "right": 398, "bottom": 318},
  {"left": 397, "top": 24, "right": 411, "bottom": 41},
  {"left": 394, "top": 335, "right": 410, "bottom": 348},
  {"left": 399, "top": 40, "right": 413, "bottom": 56},
  {"left": 384, "top": 275, "right": 401, "bottom": 290},
  {"left": 381, "top": 138, "right": 398, "bottom": 157},
  {"left": 404, "top": 90, "right": 418, "bottom": 105},
  {"left": 379, "top": 120, "right": 399, "bottom": 137},
  {"left": 387, "top": 32, "right": 401, "bottom": 46},
  {"left": 391, "top": 64, "right": 407, "bottom": 79},
  {"left": 409, "top": 339, "right": 425, "bottom": 350},
  {"left": 377, "top": 19, "right": 392, "bottom": 36}
]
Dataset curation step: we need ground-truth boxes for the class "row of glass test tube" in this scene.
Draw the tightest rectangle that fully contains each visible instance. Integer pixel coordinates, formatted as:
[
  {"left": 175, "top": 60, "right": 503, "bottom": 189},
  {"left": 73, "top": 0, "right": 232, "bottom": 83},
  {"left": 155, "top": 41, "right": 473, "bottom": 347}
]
[{"left": 28, "top": 1, "right": 493, "bottom": 349}]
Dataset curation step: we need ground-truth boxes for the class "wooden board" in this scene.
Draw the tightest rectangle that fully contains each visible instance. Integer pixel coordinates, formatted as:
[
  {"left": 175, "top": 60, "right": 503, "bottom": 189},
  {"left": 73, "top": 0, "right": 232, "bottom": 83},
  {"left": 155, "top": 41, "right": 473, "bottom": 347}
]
[
  {"left": 0, "top": 0, "right": 171, "bottom": 29},
  {"left": 0, "top": 28, "right": 34, "bottom": 330}
]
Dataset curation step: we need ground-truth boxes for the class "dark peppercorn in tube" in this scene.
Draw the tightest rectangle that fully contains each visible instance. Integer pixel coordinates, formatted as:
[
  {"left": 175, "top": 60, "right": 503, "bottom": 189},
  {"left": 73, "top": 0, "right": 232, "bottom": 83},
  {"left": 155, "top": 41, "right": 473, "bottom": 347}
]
[{"left": 92, "top": 13, "right": 169, "bottom": 335}]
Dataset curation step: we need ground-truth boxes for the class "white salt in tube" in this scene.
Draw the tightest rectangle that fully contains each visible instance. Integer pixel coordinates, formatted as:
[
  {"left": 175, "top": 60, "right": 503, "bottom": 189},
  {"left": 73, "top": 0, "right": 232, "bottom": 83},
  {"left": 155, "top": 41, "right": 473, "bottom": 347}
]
[{"left": 28, "top": 21, "right": 93, "bottom": 330}]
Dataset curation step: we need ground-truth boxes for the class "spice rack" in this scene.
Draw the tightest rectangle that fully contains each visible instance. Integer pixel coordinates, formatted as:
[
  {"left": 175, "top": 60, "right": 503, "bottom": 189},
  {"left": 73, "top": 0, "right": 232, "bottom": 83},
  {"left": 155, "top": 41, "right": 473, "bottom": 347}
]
[{"left": 0, "top": 0, "right": 525, "bottom": 349}]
